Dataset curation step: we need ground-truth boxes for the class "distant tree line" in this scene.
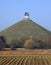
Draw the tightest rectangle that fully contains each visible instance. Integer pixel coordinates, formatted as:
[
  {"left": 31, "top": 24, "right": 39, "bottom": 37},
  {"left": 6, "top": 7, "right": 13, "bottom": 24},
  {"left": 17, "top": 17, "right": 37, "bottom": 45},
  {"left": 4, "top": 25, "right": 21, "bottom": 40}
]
[{"left": 0, "top": 36, "right": 51, "bottom": 50}]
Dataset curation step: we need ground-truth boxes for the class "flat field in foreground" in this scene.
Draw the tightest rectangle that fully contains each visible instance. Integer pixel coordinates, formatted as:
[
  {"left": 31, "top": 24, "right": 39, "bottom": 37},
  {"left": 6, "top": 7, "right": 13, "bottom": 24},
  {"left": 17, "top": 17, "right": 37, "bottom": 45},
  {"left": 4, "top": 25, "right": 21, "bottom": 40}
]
[
  {"left": 0, "top": 55, "right": 51, "bottom": 65},
  {"left": 0, "top": 49, "right": 51, "bottom": 65}
]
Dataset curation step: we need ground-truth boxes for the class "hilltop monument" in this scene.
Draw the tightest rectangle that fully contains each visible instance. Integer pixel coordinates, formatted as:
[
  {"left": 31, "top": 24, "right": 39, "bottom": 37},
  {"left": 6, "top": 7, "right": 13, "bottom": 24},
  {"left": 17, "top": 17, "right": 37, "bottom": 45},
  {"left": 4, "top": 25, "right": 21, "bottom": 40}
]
[{"left": 24, "top": 12, "right": 29, "bottom": 19}]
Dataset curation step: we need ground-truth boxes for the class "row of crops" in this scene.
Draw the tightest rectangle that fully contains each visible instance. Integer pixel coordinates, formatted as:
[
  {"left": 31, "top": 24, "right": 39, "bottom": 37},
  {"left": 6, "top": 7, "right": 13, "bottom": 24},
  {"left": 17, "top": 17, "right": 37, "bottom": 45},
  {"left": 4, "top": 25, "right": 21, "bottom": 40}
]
[{"left": 0, "top": 55, "right": 51, "bottom": 65}]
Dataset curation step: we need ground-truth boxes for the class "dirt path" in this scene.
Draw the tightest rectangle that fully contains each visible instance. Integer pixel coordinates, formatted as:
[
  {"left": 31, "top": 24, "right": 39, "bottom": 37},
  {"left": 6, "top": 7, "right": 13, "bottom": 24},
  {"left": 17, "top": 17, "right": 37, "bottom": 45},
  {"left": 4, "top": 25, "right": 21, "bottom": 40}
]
[{"left": 0, "top": 48, "right": 51, "bottom": 56}]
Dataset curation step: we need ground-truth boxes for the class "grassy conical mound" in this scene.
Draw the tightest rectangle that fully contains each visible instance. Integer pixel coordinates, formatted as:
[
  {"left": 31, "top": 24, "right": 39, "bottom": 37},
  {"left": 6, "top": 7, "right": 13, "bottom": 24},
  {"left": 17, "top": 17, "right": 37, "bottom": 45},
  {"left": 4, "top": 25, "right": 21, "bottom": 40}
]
[{"left": 0, "top": 19, "right": 51, "bottom": 44}]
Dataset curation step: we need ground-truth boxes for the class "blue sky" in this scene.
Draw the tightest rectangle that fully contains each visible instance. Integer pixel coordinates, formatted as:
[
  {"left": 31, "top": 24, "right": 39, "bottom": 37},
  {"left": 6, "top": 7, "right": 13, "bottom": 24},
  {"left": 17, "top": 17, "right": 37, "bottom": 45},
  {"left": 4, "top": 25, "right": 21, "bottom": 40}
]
[{"left": 0, "top": 0, "right": 51, "bottom": 31}]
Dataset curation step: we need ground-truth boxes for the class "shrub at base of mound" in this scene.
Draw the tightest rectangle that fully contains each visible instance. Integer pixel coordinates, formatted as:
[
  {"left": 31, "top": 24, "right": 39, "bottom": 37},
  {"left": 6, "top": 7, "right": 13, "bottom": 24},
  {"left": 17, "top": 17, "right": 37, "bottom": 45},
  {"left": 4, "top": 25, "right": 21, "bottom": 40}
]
[{"left": 24, "top": 38, "right": 36, "bottom": 49}]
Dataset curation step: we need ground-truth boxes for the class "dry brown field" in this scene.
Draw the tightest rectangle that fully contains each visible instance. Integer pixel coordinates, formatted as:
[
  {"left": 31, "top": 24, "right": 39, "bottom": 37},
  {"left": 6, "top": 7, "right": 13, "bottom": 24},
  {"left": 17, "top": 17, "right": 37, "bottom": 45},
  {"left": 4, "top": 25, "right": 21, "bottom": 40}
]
[
  {"left": 0, "top": 48, "right": 51, "bottom": 55},
  {"left": 0, "top": 48, "right": 51, "bottom": 65}
]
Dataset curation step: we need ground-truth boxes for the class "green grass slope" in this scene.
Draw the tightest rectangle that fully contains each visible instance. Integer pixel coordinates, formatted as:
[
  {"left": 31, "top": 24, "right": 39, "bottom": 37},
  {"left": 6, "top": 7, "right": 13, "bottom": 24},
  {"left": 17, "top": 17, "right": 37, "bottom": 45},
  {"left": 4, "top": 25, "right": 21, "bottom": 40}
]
[{"left": 0, "top": 19, "right": 51, "bottom": 44}]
